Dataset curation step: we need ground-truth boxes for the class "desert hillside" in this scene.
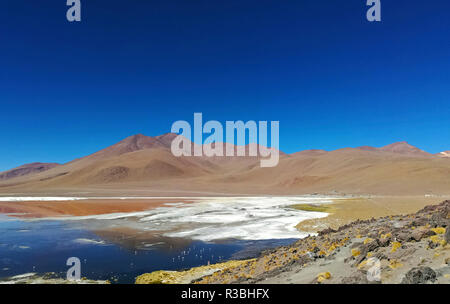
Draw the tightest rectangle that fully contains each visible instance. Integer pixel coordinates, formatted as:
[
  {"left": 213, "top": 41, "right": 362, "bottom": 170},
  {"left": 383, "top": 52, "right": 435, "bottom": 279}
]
[
  {"left": 0, "top": 134, "right": 449, "bottom": 196},
  {"left": 0, "top": 162, "right": 60, "bottom": 181}
]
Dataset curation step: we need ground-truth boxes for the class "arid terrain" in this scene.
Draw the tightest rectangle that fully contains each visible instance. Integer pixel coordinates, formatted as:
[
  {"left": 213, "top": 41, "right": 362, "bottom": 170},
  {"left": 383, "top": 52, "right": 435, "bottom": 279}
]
[
  {"left": 137, "top": 200, "right": 450, "bottom": 284},
  {"left": 0, "top": 133, "right": 449, "bottom": 198},
  {"left": 1, "top": 133, "right": 449, "bottom": 284}
]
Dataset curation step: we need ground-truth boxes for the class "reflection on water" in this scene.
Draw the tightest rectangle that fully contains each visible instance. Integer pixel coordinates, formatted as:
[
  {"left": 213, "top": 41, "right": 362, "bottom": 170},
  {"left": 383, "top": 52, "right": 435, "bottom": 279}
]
[
  {"left": 40, "top": 197, "right": 330, "bottom": 241},
  {"left": 0, "top": 215, "right": 295, "bottom": 284},
  {"left": 0, "top": 197, "right": 332, "bottom": 283}
]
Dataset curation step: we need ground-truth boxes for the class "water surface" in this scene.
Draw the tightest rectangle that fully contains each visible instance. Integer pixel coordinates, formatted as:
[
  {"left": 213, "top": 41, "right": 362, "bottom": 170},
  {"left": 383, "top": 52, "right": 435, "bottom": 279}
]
[{"left": 0, "top": 196, "right": 331, "bottom": 283}]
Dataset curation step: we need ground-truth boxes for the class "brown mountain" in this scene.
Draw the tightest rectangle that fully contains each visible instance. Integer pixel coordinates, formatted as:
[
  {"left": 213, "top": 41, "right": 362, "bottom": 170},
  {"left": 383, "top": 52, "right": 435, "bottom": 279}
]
[
  {"left": 81, "top": 133, "right": 178, "bottom": 160},
  {"left": 0, "top": 135, "right": 449, "bottom": 196},
  {"left": 224, "top": 147, "right": 450, "bottom": 195},
  {"left": 0, "top": 162, "right": 60, "bottom": 181},
  {"left": 355, "top": 142, "right": 432, "bottom": 157},
  {"left": 378, "top": 141, "right": 432, "bottom": 157}
]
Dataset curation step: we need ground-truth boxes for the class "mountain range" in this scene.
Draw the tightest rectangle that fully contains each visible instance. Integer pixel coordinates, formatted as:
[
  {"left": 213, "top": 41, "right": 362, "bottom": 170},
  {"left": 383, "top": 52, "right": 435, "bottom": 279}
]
[{"left": 0, "top": 134, "right": 449, "bottom": 196}]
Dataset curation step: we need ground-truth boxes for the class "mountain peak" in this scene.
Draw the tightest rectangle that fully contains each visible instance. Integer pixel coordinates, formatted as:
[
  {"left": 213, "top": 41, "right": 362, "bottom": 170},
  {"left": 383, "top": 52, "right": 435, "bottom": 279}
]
[
  {"left": 121, "top": 133, "right": 151, "bottom": 142},
  {"left": 154, "top": 133, "right": 179, "bottom": 146},
  {"left": 381, "top": 141, "right": 413, "bottom": 149},
  {"left": 86, "top": 133, "right": 174, "bottom": 160},
  {"left": 380, "top": 141, "right": 431, "bottom": 156}
]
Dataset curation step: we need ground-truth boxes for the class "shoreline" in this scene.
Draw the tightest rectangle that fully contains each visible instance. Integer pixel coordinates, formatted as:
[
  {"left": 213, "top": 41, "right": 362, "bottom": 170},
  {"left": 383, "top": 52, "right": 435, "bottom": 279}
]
[
  {"left": 2, "top": 194, "right": 449, "bottom": 285},
  {"left": 0, "top": 195, "right": 340, "bottom": 222},
  {"left": 295, "top": 195, "right": 450, "bottom": 233},
  {"left": 0, "top": 199, "right": 193, "bottom": 218},
  {"left": 135, "top": 196, "right": 450, "bottom": 284},
  {"left": 136, "top": 199, "right": 450, "bottom": 284}
]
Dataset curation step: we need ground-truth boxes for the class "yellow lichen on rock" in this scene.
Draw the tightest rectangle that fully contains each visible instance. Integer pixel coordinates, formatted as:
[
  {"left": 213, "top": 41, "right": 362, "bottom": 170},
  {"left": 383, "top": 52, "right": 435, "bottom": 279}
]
[
  {"left": 351, "top": 248, "right": 361, "bottom": 257},
  {"left": 431, "top": 227, "right": 446, "bottom": 234},
  {"left": 389, "top": 260, "right": 403, "bottom": 269},
  {"left": 135, "top": 271, "right": 177, "bottom": 284},
  {"left": 363, "top": 238, "right": 374, "bottom": 245},
  {"left": 357, "top": 260, "right": 368, "bottom": 270},
  {"left": 429, "top": 235, "right": 447, "bottom": 246},
  {"left": 381, "top": 233, "right": 392, "bottom": 239},
  {"left": 317, "top": 272, "right": 331, "bottom": 283},
  {"left": 391, "top": 241, "right": 402, "bottom": 253},
  {"left": 328, "top": 244, "right": 337, "bottom": 253},
  {"left": 135, "top": 259, "right": 255, "bottom": 284}
]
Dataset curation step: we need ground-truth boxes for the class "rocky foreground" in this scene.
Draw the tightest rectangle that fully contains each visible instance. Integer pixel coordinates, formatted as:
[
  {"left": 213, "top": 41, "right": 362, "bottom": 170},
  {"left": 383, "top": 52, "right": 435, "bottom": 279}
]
[{"left": 137, "top": 200, "right": 450, "bottom": 284}]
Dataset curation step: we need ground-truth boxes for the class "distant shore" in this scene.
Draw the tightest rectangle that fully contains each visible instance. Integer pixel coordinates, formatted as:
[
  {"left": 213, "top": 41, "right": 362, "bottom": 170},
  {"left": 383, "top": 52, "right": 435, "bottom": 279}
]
[
  {"left": 295, "top": 195, "right": 450, "bottom": 233},
  {"left": 0, "top": 198, "right": 192, "bottom": 218}
]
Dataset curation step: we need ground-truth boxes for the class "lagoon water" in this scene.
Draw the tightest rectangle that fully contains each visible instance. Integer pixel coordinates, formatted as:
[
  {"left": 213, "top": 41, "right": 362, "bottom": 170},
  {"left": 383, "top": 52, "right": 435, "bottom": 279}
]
[{"left": 0, "top": 197, "right": 331, "bottom": 283}]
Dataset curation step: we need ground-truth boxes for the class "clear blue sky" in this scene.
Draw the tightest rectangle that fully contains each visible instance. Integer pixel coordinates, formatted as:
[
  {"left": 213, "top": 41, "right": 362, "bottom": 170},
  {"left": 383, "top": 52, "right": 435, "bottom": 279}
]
[{"left": 1, "top": 0, "right": 449, "bottom": 171}]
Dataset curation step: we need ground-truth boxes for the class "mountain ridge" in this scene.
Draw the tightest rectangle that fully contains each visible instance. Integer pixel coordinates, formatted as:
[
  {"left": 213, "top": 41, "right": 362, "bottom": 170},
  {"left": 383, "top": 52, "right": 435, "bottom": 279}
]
[
  {"left": 0, "top": 134, "right": 449, "bottom": 196},
  {"left": 0, "top": 162, "right": 61, "bottom": 181}
]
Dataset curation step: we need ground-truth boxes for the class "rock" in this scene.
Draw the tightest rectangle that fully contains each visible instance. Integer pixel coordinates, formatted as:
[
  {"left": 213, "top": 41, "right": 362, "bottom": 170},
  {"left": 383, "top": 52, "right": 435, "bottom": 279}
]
[
  {"left": 429, "top": 213, "right": 448, "bottom": 228},
  {"left": 318, "top": 228, "right": 337, "bottom": 236},
  {"left": 428, "top": 241, "right": 439, "bottom": 249},
  {"left": 341, "top": 271, "right": 370, "bottom": 284},
  {"left": 445, "top": 227, "right": 450, "bottom": 243},
  {"left": 378, "top": 237, "right": 391, "bottom": 247},
  {"left": 411, "top": 228, "right": 435, "bottom": 241},
  {"left": 316, "top": 272, "right": 331, "bottom": 283},
  {"left": 353, "top": 239, "right": 380, "bottom": 265},
  {"left": 366, "top": 232, "right": 376, "bottom": 239},
  {"left": 411, "top": 218, "right": 428, "bottom": 227},
  {"left": 351, "top": 242, "right": 363, "bottom": 248},
  {"left": 390, "top": 246, "right": 416, "bottom": 260},
  {"left": 354, "top": 253, "right": 366, "bottom": 265},
  {"left": 375, "top": 252, "right": 388, "bottom": 260},
  {"left": 419, "top": 204, "right": 439, "bottom": 213},
  {"left": 364, "top": 239, "right": 380, "bottom": 252},
  {"left": 396, "top": 232, "right": 412, "bottom": 242},
  {"left": 401, "top": 267, "right": 437, "bottom": 284}
]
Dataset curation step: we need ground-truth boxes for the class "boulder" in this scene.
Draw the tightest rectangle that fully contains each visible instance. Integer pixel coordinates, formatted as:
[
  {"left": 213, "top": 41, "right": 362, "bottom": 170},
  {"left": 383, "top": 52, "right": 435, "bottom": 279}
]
[
  {"left": 396, "top": 232, "right": 412, "bottom": 242},
  {"left": 411, "top": 228, "right": 435, "bottom": 242},
  {"left": 364, "top": 239, "right": 380, "bottom": 252},
  {"left": 428, "top": 241, "right": 439, "bottom": 249},
  {"left": 429, "top": 213, "right": 448, "bottom": 228},
  {"left": 401, "top": 267, "right": 437, "bottom": 284},
  {"left": 341, "top": 271, "right": 371, "bottom": 284},
  {"left": 411, "top": 218, "right": 428, "bottom": 227},
  {"left": 378, "top": 237, "right": 391, "bottom": 247}
]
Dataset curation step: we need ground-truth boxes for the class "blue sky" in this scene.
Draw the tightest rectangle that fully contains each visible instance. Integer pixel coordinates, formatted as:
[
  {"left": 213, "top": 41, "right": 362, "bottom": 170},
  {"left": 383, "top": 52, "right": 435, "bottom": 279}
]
[{"left": 0, "top": 0, "right": 449, "bottom": 171}]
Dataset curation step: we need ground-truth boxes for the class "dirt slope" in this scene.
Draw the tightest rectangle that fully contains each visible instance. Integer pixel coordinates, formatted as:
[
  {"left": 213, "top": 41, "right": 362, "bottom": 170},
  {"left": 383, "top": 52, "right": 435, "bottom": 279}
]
[{"left": 0, "top": 162, "right": 60, "bottom": 181}]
